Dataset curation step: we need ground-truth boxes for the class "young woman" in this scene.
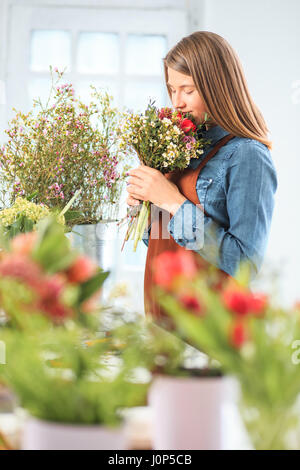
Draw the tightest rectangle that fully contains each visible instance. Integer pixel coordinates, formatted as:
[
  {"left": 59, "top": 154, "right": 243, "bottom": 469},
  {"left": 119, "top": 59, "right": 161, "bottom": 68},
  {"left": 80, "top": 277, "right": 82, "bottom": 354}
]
[{"left": 126, "top": 31, "right": 277, "bottom": 321}]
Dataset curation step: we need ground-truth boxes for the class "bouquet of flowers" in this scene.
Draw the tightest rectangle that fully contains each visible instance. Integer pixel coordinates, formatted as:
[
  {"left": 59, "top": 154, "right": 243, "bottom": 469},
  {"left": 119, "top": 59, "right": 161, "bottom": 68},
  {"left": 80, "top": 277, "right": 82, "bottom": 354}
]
[
  {"left": 119, "top": 102, "right": 211, "bottom": 251},
  {"left": 0, "top": 68, "right": 128, "bottom": 226},
  {"left": 152, "top": 250, "right": 300, "bottom": 450}
]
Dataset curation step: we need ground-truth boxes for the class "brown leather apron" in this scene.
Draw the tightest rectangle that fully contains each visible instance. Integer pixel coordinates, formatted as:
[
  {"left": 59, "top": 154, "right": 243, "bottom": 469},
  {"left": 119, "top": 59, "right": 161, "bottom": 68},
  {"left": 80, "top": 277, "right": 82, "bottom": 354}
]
[{"left": 144, "top": 133, "right": 235, "bottom": 327}]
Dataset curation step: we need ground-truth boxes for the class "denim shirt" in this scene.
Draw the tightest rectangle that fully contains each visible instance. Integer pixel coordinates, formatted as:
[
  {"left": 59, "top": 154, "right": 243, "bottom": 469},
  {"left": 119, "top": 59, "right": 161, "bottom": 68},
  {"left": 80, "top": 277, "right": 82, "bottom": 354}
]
[{"left": 143, "top": 125, "right": 278, "bottom": 280}]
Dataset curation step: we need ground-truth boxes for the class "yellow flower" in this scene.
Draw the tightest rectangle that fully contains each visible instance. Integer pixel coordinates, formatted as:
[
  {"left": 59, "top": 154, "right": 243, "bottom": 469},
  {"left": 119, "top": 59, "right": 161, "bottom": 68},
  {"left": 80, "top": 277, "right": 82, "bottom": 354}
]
[{"left": 0, "top": 198, "right": 65, "bottom": 228}]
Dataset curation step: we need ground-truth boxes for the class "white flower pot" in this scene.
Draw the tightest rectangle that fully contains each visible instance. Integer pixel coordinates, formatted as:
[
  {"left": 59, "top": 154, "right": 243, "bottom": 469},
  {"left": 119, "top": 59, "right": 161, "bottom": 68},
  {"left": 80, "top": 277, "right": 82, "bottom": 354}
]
[
  {"left": 149, "top": 374, "right": 225, "bottom": 450},
  {"left": 22, "top": 417, "right": 126, "bottom": 450}
]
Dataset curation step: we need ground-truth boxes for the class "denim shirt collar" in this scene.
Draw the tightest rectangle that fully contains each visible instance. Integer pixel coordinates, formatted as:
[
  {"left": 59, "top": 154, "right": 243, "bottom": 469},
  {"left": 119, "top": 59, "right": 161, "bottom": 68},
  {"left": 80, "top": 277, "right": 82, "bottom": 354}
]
[
  {"left": 189, "top": 124, "right": 230, "bottom": 169},
  {"left": 198, "top": 124, "right": 230, "bottom": 146}
]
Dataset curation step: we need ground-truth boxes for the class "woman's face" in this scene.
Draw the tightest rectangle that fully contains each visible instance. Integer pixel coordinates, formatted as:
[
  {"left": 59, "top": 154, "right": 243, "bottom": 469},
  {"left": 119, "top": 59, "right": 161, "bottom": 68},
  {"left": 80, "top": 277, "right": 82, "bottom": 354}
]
[{"left": 167, "top": 67, "right": 209, "bottom": 126}]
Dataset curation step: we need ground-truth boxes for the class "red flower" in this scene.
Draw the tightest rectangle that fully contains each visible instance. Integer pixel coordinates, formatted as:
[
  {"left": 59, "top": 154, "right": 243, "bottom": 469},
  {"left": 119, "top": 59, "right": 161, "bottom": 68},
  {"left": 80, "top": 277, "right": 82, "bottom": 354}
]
[
  {"left": 230, "top": 321, "right": 247, "bottom": 348},
  {"left": 222, "top": 287, "right": 268, "bottom": 317},
  {"left": 248, "top": 293, "right": 268, "bottom": 316},
  {"left": 179, "top": 293, "right": 205, "bottom": 316},
  {"left": 37, "top": 275, "right": 71, "bottom": 321},
  {"left": 152, "top": 250, "right": 198, "bottom": 290},
  {"left": 158, "top": 107, "right": 173, "bottom": 120},
  {"left": 0, "top": 254, "right": 42, "bottom": 289},
  {"left": 222, "top": 289, "right": 250, "bottom": 316},
  {"left": 180, "top": 118, "right": 196, "bottom": 134},
  {"left": 66, "top": 256, "right": 97, "bottom": 283}
]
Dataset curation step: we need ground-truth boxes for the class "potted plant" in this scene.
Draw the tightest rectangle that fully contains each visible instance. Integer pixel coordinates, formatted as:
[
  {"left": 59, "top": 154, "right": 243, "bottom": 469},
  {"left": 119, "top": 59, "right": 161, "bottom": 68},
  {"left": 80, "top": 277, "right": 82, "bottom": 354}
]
[
  {"left": 0, "top": 196, "right": 66, "bottom": 239},
  {"left": 1, "top": 326, "right": 147, "bottom": 450},
  {"left": 152, "top": 250, "right": 300, "bottom": 450},
  {"left": 0, "top": 68, "right": 129, "bottom": 266},
  {"left": 111, "top": 315, "right": 227, "bottom": 450},
  {"left": 0, "top": 219, "right": 147, "bottom": 450}
]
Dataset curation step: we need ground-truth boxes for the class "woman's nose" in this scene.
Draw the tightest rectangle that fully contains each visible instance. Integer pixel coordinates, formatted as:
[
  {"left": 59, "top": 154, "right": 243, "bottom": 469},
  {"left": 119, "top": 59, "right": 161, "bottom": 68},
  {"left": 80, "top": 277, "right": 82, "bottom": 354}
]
[{"left": 172, "top": 92, "right": 185, "bottom": 110}]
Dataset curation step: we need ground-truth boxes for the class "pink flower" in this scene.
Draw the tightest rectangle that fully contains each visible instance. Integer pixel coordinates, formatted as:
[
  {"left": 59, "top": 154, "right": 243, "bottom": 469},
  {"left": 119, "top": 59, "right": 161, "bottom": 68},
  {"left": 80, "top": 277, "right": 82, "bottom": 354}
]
[
  {"left": 66, "top": 256, "right": 97, "bottom": 284},
  {"left": 153, "top": 250, "right": 198, "bottom": 291},
  {"left": 11, "top": 232, "right": 37, "bottom": 256}
]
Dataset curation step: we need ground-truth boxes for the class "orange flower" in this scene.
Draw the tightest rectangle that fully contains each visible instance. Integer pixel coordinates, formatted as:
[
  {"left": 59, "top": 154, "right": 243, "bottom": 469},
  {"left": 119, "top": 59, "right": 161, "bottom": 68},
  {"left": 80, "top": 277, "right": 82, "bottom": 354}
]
[
  {"left": 248, "top": 293, "right": 268, "bottom": 316},
  {"left": 11, "top": 232, "right": 38, "bottom": 256},
  {"left": 222, "top": 289, "right": 250, "bottom": 316},
  {"left": 66, "top": 255, "right": 97, "bottom": 283}
]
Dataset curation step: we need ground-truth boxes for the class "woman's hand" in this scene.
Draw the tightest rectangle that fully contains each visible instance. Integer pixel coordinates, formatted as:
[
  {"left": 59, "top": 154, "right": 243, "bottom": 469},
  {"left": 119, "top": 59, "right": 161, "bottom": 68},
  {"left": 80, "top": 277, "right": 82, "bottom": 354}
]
[{"left": 126, "top": 165, "right": 187, "bottom": 215}]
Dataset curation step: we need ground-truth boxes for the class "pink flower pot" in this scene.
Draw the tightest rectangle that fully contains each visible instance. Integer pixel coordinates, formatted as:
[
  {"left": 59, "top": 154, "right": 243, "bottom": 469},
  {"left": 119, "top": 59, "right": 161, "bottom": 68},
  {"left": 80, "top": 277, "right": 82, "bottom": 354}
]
[
  {"left": 149, "top": 375, "right": 225, "bottom": 450},
  {"left": 22, "top": 417, "right": 126, "bottom": 450}
]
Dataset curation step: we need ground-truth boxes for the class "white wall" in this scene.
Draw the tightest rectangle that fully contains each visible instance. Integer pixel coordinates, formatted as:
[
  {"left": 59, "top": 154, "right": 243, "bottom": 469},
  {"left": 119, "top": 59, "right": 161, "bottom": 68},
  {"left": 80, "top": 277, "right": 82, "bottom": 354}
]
[
  {"left": 0, "top": 0, "right": 8, "bottom": 138},
  {"left": 192, "top": 0, "right": 300, "bottom": 306}
]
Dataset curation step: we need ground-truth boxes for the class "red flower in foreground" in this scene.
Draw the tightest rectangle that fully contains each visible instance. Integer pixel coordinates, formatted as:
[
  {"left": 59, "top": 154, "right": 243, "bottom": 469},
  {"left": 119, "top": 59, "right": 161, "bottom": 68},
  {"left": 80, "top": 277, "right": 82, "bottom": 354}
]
[
  {"left": 179, "top": 293, "right": 206, "bottom": 316},
  {"left": 180, "top": 118, "right": 196, "bottom": 134},
  {"left": 222, "top": 288, "right": 267, "bottom": 317},
  {"left": 230, "top": 321, "right": 248, "bottom": 349},
  {"left": 152, "top": 250, "right": 198, "bottom": 290},
  {"left": 37, "top": 275, "right": 71, "bottom": 321},
  {"left": 66, "top": 256, "right": 97, "bottom": 283},
  {"left": 248, "top": 293, "right": 268, "bottom": 316},
  {"left": 0, "top": 254, "right": 42, "bottom": 289},
  {"left": 222, "top": 289, "right": 250, "bottom": 316},
  {"left": 0, "top": 254, "right": 71, "bottom": 321}
]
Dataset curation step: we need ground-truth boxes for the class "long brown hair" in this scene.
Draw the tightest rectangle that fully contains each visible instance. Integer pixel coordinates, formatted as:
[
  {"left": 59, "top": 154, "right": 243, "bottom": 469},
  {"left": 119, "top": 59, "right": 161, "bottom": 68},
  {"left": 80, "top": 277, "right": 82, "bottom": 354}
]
[{"left": 164, "top": 31, "right": 272, "bottom": 150}]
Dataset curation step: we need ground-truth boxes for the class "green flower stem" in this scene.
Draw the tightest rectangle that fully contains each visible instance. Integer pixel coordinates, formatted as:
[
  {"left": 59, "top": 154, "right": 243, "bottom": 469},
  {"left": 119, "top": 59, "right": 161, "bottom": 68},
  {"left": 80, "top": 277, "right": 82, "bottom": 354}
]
[
  {"left": 133, "top": 201, "right": 150, "bottom": 252},
  {"left": 121, "top": 215, "right": 136, "bottom": 251}
]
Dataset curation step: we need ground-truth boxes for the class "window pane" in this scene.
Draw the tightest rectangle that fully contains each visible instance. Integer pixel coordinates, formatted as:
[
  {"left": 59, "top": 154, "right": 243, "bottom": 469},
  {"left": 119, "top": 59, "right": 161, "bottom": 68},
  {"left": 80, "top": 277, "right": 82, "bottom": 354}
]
[
  {"left": 125, "top": 34, "right": 167, "bottom": 76},
  {"left": 28, "top": 77, "right": 53, "bottom": 107},
  {"left": 77, "top": 32, "right": 119, "bottom": 74},
  {"left": 30, "top": 30, "right": 71, "bottom": 72},
  {"left": 124, "top": 80, "right": 166, "bottom": 111}
]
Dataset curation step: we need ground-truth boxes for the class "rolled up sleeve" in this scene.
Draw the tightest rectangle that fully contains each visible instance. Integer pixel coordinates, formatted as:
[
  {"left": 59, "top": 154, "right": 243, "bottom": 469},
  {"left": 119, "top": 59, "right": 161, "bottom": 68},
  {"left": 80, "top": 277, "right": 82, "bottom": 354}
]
[{"left": 167, "top": 141, "right": 278, "bottom": 279}]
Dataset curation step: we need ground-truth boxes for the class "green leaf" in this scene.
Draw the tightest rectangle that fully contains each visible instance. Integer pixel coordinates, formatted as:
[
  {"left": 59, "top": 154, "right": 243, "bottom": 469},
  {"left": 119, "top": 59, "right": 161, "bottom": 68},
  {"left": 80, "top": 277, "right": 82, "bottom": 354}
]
[
  {"left": 32, "top": 217, "right": 77, "bottom": 273},
  {"left": 26, "top": 191, "right": 38, "bottom": 202},
  {"left": 64, "top": 210, "right": 84, "bottom": 222}
]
